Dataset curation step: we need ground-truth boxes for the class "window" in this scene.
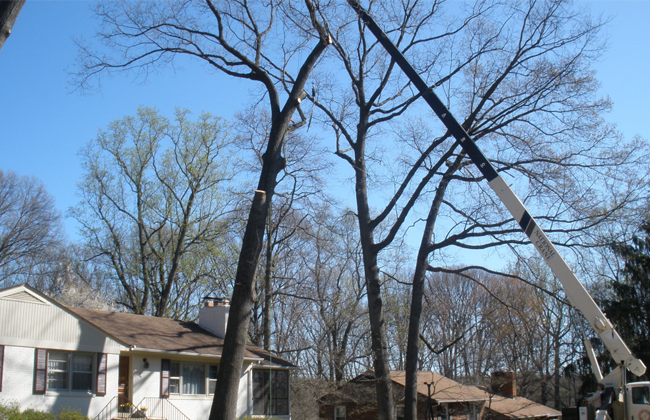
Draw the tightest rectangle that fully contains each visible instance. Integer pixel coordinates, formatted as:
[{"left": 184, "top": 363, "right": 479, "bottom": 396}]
[
  {"left": 182, "top": 363, "right": 205, "bottom": 395},
  {"left": 163, "top": 360, "right": 218, "bottom": 396},
  {"left": 169, "top": 361, "right": 180, "bottom": 394},
  {"left": 466, "top": 403, "right": 479, "bottom": 420},
  {"left": 252, "top": 369, "right": 289, "bottom": 416},
  {"left": 46, "top": 351, "right": 93, "bottom": 392},
  {"left": 632, "top": 387, "right": 650, "bottom": 405},
  {"left": 335, "top": 405, "right": 347, "bottom": 420},
  {"left": 395, "top": 404, "right": 404, "bottom": 420},
  {"left": 438, "top": 404, "right": 449, "bottom": 420},
  {"left": 208, "top": 365, "right": 218, "bottom": 394}
]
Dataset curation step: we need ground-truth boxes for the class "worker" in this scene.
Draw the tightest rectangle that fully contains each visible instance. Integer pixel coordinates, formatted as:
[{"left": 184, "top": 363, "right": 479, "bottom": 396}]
[{"left": 585, "top": 384, "right": 613, "bottom": 420}]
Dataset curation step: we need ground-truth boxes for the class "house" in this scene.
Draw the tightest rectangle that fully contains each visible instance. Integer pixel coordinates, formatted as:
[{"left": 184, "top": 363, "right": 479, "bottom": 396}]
[
  {"left": 0, "top": 284, "right": 295, "bottom": 420},
  {"left": 318, "top": 370, "right": 561, "bottom": 420}
]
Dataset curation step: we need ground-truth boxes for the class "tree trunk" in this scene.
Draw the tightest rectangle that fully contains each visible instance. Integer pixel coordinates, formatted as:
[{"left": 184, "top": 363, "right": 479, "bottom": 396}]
[
  {"left": 355, "top": 151, "right": 395, "bottom": 420},
  {"left": 0, "top": 0, "right": 25, "bottom": 52},
  {"left": 364, "top": 251, "right": 395, "bottom": 420},
  {"left": 209, "top": 14, "right": 330, "bottom": 417},
  {"left": 209, "top": 186, "right": 276, "bottom": 420},
  {"left": 405, "top": 172, "right": 453, "bottom": 420}
]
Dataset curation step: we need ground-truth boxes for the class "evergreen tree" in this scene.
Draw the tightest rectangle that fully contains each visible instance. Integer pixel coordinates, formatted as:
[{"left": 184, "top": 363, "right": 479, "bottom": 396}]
[{"left": 605, "top": 219, "right": 650, "bottom": 375}]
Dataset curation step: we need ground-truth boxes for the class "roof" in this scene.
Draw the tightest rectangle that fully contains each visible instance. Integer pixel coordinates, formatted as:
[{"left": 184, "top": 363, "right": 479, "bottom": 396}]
[
  {"left": 485, "top": 395, "right": 562, "bottom": 419},
  {"left": 67, "top": 306, "right": 295, "bottom": 367},
  {"left": 389, "top": 370, "right": 490, "bottom": 403}
]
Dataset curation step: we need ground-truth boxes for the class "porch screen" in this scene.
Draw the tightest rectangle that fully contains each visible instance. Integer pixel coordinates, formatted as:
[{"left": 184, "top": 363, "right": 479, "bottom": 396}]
[
  {"left": 252, "top": 369, "right": 289, "bottom": 416},
  {"left": 161, "top": 359, "right": 170, "bottom": 398}
]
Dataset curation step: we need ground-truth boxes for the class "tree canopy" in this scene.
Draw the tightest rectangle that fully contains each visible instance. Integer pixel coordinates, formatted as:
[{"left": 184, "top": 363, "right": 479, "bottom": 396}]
[{"left": 71, "top": 107, "right": 236, "bottom": 319}]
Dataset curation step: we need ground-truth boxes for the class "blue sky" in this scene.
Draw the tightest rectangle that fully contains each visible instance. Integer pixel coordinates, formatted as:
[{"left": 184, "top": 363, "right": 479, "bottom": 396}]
[{"left": 0, "top": 0, "right": 649, "bottom": 241}]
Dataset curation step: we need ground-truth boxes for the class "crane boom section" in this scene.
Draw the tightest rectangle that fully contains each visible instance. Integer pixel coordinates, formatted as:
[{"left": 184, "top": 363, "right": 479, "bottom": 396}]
[{"left": 346, "top": 0, "right": 646, "bottom": 377}]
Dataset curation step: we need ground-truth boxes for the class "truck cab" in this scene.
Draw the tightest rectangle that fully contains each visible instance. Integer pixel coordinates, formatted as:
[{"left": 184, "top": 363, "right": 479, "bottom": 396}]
[{"left": 626, "top": 382, "right": 650, "bottom": 420}]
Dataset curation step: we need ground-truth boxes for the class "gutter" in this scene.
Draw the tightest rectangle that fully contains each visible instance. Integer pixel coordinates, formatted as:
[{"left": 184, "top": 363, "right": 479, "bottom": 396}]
[{"left": 127, "top": 346, "right": 264, "bottom": 362}]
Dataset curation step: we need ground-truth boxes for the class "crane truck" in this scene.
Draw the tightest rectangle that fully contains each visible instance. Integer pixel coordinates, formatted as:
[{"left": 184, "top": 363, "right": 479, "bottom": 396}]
[{"left": 344, "top": 2, "right": 650, "bottom": 420}]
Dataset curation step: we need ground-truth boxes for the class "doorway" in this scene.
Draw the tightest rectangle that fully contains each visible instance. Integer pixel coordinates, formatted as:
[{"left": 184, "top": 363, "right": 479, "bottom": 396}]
[{"left": 118, "top": 356, "right": 131, "bottom": 410}]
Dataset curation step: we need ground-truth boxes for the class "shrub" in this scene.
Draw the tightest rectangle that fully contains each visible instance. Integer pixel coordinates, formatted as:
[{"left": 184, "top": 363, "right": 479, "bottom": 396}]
[
  {"left": 55, "top": 409, "right": 88, "bottom": 420},
  {"left": 19, "top": 409, "right": 54, "bottom": 420},
  {"left": 0, "top": 401, "right": 21, "bottom": 420},
  {"left": 0, "top": 403, "right": 88, "bottom": 420}
]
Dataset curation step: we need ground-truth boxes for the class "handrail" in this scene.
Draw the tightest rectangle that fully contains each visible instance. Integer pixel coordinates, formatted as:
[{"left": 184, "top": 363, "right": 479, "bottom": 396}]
[
  {"left": 135, "top": 397, "right": 191, "bottom": 420},
  {"left": 95, "top": 396, "right": 138, "bottom": 420}
]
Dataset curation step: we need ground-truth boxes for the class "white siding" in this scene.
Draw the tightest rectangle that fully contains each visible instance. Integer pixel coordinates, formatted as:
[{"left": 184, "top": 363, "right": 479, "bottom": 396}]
[
  {"left": 0, "top": 345, "right": 119, "bottom": 417},
  {"left": 0, "top": 296, "right": 124, "bottom": 354}
]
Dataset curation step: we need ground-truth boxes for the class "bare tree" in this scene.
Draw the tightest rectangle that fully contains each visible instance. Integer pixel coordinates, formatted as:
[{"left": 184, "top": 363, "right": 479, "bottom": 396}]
[
  {"left": 0, "top": 169, "right": 63, "bottom": 287},
  {"left": 397, "top": 0, "right": 649, "bottom": 415},
  {"left": 232, "top": 105, "right": 331, "bottom": 351},
  {"left": 294, "top": 208, "right": 370, "bottom": 381},
  {"left": 321, "top": 1, "right": 650, "bottom": 419},
  {"left": 313, "top": 2, "right": 492, "bottom": 418},
  {"left": 420, "top": 267, "right": 579, "bottom": 409}
]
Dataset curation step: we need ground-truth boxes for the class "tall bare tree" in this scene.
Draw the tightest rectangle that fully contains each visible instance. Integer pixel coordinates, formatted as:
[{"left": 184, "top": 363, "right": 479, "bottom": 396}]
[
  {"left": 313, "top": 2, "right": 493, "bottom": 418},
  {"left": 232, "top": 105, "right": 331, "bottom": 351},
  {"left": 74, "top": 1, "right": 331, "bottom": 418},
  {"left": 292, "top": 208, "right": 370, "bottom": 381},
  {"left": 398, "top": 0, "right": 650, "bottom": 415}
]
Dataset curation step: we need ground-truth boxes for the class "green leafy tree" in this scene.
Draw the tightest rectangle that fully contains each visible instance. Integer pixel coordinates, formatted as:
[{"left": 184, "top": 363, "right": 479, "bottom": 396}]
[{"left": 71, "top": 107, "right": 235, "bottom": 319}]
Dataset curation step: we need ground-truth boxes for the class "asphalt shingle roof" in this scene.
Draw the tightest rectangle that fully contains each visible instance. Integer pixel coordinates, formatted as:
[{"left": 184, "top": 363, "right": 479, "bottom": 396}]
[{"left": 68, "top": 306, "right": 295, "bottom": 367}]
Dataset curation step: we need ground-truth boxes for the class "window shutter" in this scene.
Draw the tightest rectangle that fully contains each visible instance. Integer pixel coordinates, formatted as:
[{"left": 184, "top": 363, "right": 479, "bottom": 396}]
[
  {"left": 34, "top": 348, "right": 47, "bottom": 394},
  {"left": 161, "top": 359, "right": 170, "bottom": 398},
  {"left": 96, "top": 353, "right": 107, "bottom": 396},
  {"left": 0, "top": 345, "right": 4, "bottom": 392}
]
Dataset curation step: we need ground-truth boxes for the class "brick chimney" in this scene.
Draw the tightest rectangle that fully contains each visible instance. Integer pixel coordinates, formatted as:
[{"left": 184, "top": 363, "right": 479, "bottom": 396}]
[
  {"left": 491, "top": 371, "right": 517, "bottom": 398},
  {"left": 198, "top": 295, "right": 230, "bottom": 339}
]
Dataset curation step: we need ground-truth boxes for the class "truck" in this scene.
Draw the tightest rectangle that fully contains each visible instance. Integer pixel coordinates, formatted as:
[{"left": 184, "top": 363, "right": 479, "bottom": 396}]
[{"left": 344, "top": 2, "right": 650, "bottom": 420}]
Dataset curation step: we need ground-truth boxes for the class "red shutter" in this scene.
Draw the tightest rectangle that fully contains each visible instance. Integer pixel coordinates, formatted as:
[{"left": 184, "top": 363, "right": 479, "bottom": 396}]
[
  {"left": 34, "top": 348, "right": 47, "bottom": 394},
  {"left": 161, "top": 359, "right": 170, "bottom": 398},
  {"left": 0, "top": 345, "right": 4, "bottom": 392},
  {"left": 96, "top": 353, "right": 107, "bottom": 396}
]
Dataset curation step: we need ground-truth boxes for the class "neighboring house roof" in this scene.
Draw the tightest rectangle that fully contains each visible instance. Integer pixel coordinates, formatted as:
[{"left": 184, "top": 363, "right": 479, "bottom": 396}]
[
  {"left": 485, "top": 395, "right": 562, "bottom": 419},
  {"left": 323, "top": 371, "right": 560, "bottom": 420},
  {"left": 389, "top": 370, "right": 490, "bottom": 403}
]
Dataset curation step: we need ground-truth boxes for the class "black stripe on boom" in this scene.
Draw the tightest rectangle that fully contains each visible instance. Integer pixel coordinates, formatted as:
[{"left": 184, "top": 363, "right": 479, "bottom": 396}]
[
  {"left": 519, "top": 212, "right": 532, "bottom": 236},
  {"left": 347, "top": 0, "right": 499, "bottom": 183},
  {"left": 525, "top": 218, "right": 536, "bottom": 238}
]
